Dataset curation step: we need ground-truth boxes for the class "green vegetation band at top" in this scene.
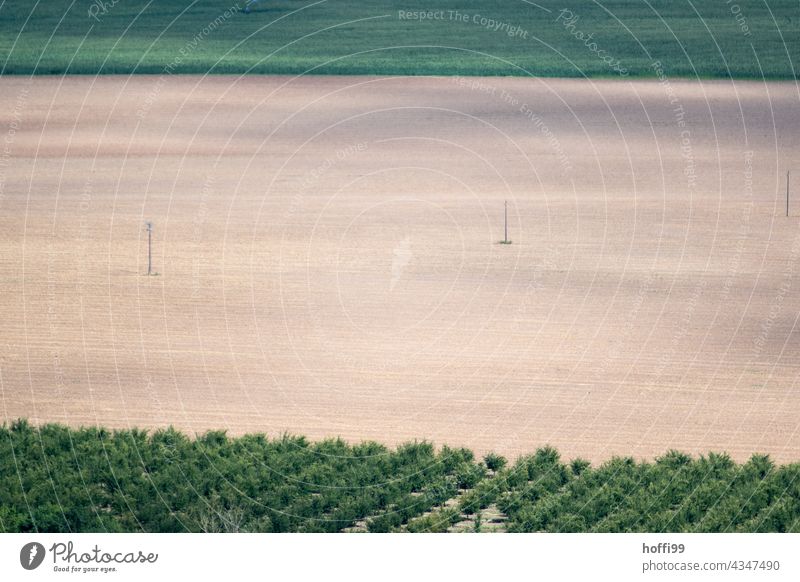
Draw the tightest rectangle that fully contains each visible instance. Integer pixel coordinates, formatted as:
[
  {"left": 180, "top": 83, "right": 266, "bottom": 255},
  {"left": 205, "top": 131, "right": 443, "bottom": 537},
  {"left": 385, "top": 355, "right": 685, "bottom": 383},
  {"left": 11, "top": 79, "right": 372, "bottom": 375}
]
[{"left": 0, "top": 0, "right": 797, "bottom": 78}]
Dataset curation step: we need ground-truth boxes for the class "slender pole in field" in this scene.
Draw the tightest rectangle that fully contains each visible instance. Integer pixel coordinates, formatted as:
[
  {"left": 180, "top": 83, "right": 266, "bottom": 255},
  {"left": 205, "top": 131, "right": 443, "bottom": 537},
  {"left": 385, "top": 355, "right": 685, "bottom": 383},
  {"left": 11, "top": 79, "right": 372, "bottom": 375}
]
[
  {"left": 504, "top": 200, "right": 508, "bottom": 243},
  {"left": 145, "top": 221, "right": 153, "bottom": 276},
  {"left": 787, "top": 170, "right": 791, "bottom": 217}
]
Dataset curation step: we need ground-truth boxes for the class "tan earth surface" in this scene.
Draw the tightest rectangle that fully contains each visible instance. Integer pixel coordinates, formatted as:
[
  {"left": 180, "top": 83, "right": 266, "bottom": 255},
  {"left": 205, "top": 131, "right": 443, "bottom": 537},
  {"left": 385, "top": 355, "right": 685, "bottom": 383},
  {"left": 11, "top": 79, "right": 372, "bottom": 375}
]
[{"left": 1, "top": 75, "right": 799, "bottom": 462}]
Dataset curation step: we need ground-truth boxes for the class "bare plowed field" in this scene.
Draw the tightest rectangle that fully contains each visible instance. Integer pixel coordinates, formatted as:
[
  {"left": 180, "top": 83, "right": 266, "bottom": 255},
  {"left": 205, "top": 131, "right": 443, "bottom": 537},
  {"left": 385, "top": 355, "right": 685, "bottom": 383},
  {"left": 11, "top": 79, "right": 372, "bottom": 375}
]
[{"left": 1, "top": 75, "right": 799, "bottom": 462}]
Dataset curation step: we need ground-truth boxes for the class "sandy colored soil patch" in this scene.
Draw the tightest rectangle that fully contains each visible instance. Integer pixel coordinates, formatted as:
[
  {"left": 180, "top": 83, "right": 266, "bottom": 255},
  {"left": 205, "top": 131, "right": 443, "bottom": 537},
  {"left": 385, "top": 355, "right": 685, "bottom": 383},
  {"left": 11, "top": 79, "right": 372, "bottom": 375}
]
[{"left": 1, "top": 75, "right": 799, "bottom": 462}]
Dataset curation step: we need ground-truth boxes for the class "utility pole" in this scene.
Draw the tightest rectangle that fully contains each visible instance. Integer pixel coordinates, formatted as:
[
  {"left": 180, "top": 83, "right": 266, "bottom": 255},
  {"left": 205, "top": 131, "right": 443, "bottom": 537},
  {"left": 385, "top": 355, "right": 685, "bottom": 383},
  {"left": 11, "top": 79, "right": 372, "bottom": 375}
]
[
  {"left": 504, "top": 200, "right": 508, "bottom": 243},
  {"left": 501, "top": 200, "right": 511, "bottom": 244},
  {"left": 787, "top": 170, "right": 791, "bottom": 217},
  {"left": 145, "top": 221, "right": 153, "bottom": 276}
]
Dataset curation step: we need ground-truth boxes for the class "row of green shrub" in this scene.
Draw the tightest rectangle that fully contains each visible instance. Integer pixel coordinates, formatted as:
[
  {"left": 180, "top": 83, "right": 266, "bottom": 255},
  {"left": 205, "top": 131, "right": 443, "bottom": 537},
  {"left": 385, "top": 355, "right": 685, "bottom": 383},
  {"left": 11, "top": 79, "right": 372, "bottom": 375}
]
[
  {"left": 418, "top": 447, "right": 800, "bottom": 532},
  {"left": 2, "top": 421, "right": 799, "bottom": 532},
  {"left": 0, "top": 420, "right": 480, "bottom": 532},
  {"left": 501, "top": 448, "right": 800, "bottom": 532}
]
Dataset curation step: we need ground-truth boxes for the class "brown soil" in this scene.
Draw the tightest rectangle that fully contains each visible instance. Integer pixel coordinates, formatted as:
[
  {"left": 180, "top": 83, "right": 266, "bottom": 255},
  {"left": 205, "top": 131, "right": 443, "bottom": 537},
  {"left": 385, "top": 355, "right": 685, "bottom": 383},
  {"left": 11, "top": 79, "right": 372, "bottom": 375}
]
[{"left": 1, "top": 75, "right": 799, "bottom": 463}]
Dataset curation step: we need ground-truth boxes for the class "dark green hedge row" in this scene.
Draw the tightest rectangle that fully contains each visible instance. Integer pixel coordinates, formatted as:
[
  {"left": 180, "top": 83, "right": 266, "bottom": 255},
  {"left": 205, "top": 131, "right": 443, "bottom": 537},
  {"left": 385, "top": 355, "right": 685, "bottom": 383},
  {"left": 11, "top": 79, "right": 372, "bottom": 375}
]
[
  {"left": 484, "top": 447, "right": 800, "bottom": 532},
  {"left": 0, "top": 420, "right": 479, "bottom": 532},
  {"left": 2, "top": 421, "right": 799, "bottom": 532}
]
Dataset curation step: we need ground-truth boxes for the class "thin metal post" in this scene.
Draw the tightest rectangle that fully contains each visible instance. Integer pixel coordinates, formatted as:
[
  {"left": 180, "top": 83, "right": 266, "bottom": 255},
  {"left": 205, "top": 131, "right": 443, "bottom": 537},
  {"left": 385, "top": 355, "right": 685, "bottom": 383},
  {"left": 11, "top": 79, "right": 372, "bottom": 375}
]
[
  {"left": 145, "top": 222, "right": 153, "bottom": 276},
  {"left": 504, "top": 201, "right": 508, "bottom": 243},
  {"left": 787, "top": 170, "right": 791, "bottom": 217}
]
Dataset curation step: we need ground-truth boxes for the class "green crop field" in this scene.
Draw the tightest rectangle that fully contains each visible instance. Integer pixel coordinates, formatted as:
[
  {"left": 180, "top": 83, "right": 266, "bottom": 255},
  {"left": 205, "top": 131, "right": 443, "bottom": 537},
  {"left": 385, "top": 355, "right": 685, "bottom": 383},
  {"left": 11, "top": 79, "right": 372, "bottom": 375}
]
[
  {"left": 0, "top": 0, "right": 797, "bottom": 78},
  {"left": 0, "top": 420, "right": 483, "bottom": 533},
  {"left": 2, "top": 421, "right": 799, "bottom": 533}
]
